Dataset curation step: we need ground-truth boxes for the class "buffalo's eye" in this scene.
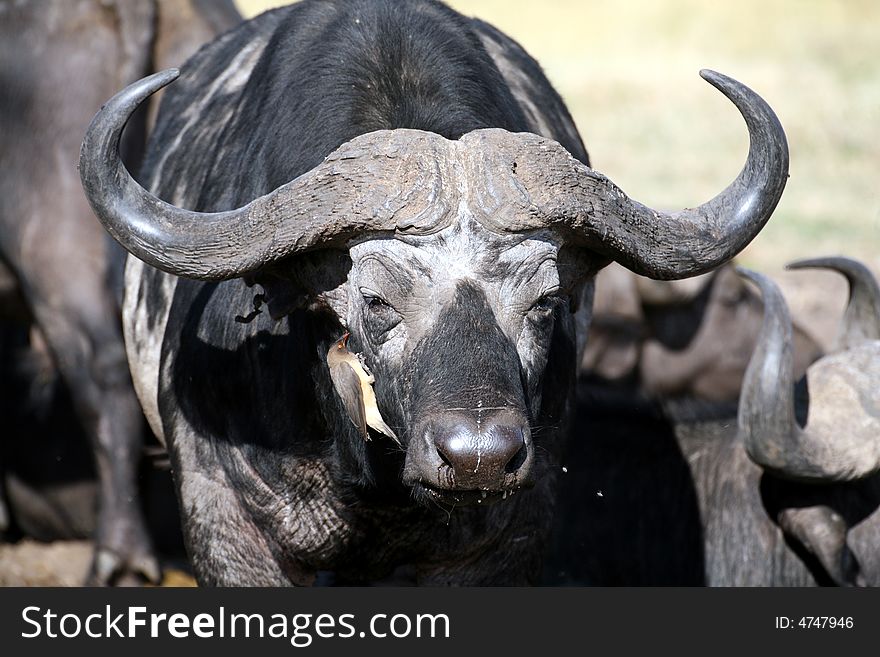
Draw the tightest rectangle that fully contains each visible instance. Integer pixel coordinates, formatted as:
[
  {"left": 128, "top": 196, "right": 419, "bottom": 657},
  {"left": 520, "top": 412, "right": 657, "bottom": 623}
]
[
  {"left": 367, "top": 295, "right": 391, "bottom": 312},
  {"left": 528, "top": 294, "right": 562, "bottom": 318},
  {"left": 362, "top": 293, "right": 402, "bottom": 340}
]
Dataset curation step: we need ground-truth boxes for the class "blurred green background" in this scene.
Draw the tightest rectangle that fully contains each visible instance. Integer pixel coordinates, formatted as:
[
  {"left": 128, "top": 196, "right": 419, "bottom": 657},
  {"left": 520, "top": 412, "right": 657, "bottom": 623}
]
[{"left": 235, "top": 0, "right": 879, "bottom": 273}]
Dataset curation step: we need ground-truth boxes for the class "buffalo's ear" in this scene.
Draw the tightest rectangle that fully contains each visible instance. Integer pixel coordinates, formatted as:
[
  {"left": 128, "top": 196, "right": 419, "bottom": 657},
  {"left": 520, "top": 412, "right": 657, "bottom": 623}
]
[{"left": 244, "top": 250, "right": 352, "bottom": 320}]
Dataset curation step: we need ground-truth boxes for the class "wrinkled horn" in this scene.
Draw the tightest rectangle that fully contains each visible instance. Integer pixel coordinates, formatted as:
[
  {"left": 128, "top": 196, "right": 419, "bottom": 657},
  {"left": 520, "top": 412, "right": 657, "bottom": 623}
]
[
  {"left": 787, "top": 256, "right": 880, "bottom": 351},
  {"left": 520, "top": 70, "right": 789, "bottom": 280},
  {"left": 82, "top": 68, "right": 787, "bottom": 282},
  {"left": 736, "top": 267, "right": 880, "bottom": 482},
  {"left": 79, "top": 69, "right": 451, "bottom": 280}
]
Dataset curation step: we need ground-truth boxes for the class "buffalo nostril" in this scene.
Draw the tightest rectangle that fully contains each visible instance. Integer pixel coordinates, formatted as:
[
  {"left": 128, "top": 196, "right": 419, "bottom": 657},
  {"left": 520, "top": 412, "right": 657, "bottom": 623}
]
[
  {"left": 487, "top": 424, "right": 526, "bottom": 474},
  {"left": 434, "top": 430, "right": 468, "bottom": 469},
  {"left": 504, "top": 441, "right": 528, "bottom": 474},
  {"left": 436, "top": 444, "right": 454, "bottom": 469}
]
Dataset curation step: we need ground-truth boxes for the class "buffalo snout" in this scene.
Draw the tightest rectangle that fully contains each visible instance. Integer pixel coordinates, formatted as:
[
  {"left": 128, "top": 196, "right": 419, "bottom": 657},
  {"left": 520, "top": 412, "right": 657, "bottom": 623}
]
[{"left": 406, "top": 409, "right": 534, "bottom": 494}]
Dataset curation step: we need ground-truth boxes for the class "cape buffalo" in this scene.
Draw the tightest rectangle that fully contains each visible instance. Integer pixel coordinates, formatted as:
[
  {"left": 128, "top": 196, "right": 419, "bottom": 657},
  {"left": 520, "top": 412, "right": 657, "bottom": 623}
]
[
  {"left": 79, "top": 0, "right": 788, "bottom": 585},
  {"left": 582, "top": 262, "right": 822, "bottom": 402},
  {"left": 549, "top": 257, "right": 879, "bottom": 586}
]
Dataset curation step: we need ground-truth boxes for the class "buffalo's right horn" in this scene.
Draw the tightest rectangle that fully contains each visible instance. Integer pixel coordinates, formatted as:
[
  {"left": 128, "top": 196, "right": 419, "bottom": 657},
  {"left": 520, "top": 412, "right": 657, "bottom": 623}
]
[
  {"left": 787, "top": 256, "right": 880, "bottom": 352},
  {"left": 79, "top": 69, "right": 454, "bottom": 281},
  {"left": 737, "top": 267, "right": 880, "bottom": 482}
]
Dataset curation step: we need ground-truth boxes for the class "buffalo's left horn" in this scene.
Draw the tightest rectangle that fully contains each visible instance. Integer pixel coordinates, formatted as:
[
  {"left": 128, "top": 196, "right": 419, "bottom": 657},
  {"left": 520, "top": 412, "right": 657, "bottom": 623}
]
[
  {"left": 787, "top": 256, "right": 880, "bottom": 351},
  {"left": 736, "top": 267, "right": 880, "bottom": 482},
  {"left": 79, "top": 69, "right": 450, "bottom": 280}
]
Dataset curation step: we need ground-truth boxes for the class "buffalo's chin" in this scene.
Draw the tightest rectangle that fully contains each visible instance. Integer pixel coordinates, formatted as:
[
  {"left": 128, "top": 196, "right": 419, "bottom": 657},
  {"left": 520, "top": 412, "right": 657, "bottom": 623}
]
[{"left": 410, "top": 482, "right": 529, "bottom": 508}]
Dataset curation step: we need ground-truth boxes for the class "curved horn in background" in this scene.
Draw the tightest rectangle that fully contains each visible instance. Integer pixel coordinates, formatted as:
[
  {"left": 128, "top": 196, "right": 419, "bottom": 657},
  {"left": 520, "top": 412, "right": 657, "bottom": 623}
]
[
  {"left": 736, "top": 267, "right": 880, "bottom": 482},
  {"left": 787, "top": 256, "right": 880, "bottom": 351}
]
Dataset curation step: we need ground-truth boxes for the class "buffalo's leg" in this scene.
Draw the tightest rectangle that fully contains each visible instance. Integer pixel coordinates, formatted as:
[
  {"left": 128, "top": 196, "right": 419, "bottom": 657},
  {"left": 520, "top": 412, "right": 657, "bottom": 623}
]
[
  {"left": 17, "top": 254, "right": 159, "bottom": 585},
  {"left": 0, "top": 258, "right": 25, "bottom": 534}
]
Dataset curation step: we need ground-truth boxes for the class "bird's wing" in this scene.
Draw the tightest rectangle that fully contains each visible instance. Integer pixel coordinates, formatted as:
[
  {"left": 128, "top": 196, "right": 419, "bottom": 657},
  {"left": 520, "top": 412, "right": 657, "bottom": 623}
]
[{"left": 329, "top": 361, "right": 369, "bottom": 439}]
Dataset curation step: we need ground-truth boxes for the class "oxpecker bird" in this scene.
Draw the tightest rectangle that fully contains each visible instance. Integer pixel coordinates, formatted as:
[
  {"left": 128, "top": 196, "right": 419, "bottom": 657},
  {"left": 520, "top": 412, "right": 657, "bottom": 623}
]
[{"left": 327, "top": 333, "right": 401, "bottom": 445}]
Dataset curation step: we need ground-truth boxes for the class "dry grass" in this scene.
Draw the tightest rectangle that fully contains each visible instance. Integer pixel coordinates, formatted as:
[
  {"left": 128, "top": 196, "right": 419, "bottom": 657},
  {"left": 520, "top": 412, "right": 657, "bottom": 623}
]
[{"left": 236, "top": 0, "right": 880, "bottom": 274}]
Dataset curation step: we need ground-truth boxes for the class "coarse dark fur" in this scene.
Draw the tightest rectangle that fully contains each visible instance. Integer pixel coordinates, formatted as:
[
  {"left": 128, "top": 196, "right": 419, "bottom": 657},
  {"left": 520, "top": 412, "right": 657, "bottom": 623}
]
[{"left": 134, "top": 0, "right": 590, "bottom": 585}]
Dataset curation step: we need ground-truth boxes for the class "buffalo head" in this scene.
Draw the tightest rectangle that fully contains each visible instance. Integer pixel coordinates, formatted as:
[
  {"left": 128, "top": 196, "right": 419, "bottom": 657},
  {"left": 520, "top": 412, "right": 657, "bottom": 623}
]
[
  {"left": 737, "top": 258, "right": 880, "bottom": 585},
  {"left": 79, "top": 68, "right": 788, "bottom": 504},
  {"left": 739, "top": 257, "right": 880, "bottom": 482}
]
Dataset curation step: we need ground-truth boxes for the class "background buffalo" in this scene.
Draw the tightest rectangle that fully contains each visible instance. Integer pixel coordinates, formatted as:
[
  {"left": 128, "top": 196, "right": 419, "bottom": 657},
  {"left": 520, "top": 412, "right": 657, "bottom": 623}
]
[{"left": 0, "top": 0, "right": 240, "bottom": 585}]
